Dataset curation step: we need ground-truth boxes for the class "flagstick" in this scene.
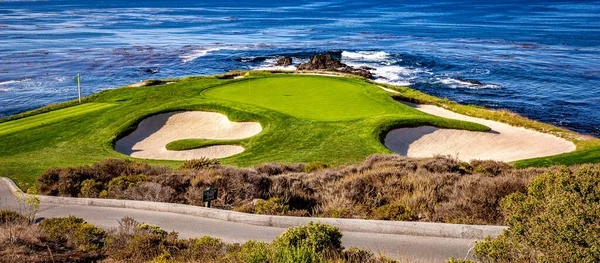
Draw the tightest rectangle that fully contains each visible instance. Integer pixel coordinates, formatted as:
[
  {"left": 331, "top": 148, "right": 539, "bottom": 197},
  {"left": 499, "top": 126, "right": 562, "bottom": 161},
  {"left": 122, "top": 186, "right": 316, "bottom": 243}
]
[{"left": 77, "top": 74, "right": 81, "bottom": 103}]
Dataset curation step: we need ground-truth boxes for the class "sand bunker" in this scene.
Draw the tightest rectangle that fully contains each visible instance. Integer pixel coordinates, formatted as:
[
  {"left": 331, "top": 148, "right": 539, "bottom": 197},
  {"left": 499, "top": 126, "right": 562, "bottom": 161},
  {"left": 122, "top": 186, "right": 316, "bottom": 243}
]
[
  {"left": 384, "top": 101, "right": 576, "bottom": 162},
  {"left": 115, "top": 111, "right": 262, "bottom": 160}
]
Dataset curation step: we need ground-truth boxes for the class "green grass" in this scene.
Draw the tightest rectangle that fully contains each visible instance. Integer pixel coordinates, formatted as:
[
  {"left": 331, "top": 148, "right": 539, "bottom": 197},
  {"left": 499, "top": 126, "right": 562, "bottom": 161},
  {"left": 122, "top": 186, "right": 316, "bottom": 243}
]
[
  {"left": 204, "top": 76, "right": 400, "bottom": 121},
  {"left": 166, "top": 138, "right": 248, "bottom": 151},
  {"left": 1, "top": 72, "right": 598, "bottom": 188},
  {"left": 0, "top": 103, "right": 116, "bottom": 136},
  {"left": 0, "top": 74, "right": 489, "bottom": 188}
]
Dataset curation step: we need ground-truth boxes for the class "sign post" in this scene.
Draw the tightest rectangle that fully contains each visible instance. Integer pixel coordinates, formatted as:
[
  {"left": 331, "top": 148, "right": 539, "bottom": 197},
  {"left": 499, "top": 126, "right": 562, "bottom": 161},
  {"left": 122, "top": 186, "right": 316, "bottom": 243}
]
[
  {"left": 202, "top": 187, "right": 218, "bottom": 208},
  {"left": 76, "top": 74, "right": 81, "bottom": 103}
]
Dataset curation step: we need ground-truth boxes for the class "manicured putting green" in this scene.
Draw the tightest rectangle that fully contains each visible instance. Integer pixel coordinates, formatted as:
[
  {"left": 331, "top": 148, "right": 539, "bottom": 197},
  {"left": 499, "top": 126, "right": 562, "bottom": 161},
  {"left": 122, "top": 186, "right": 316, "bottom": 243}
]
[
  {"left": 204, "top": 76, "right": 403, "bottom": 121},
  {"left": 0, "top": 103, "right": 115, "bottom": 136}
]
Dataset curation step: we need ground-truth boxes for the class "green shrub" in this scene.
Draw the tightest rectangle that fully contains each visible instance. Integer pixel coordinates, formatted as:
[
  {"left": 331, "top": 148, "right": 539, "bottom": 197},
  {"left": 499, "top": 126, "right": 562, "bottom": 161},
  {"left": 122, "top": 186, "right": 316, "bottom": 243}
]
[
  {"left": 255, "top": 197, "right": 290, "bottom": 215},
  {"left": 318, "top": 208, "right": 353, "bottom": 218},
  {"left": 74, "top": 223, "right": 107, "bottom": 252},
  {"left": 106, "top": 232, "right": 166, "bottom": 261},
  {"left": 40, "top": 216, "right": 105, "bottom": 252},
  {"left": 344, "top": 246, "right": 375, "bottom": 262},
  {"left": 304, "top": 161, "right": 328, "bottom": 173},
  {"left": 272, "top": 222, "right": 343, "bottom": 255},
  {"left": 370, "top": 204, "right": 414, "bottom": 221},
  {"left": 227, "top": 240, "right": 270, "bottom": 263},
  {"left": 136, "top": 223, "right": 168, "bottom": 238},
  {"left": 40, "top": 216, "right": 85, "bottom": 242},
  {"left": 474, "top": 165, "right": 600, "bottom": 263},
  {"left": 0, "top": 210, "right": 27, "bottom": 225},
  {"left": 181, "top": 158, "right": 220, "bottom": 170},
  {"left": 178, "top": 236, "right": 226, "bottom": 260},
  {"left": 107, "top": 174, "right": 147, "bottom": 198},
  {"left": 79, "top": 179, "right": 104, "bottom": 198},
  {"left": 272, "top": 245, "right": 318, "bottom": 263}
]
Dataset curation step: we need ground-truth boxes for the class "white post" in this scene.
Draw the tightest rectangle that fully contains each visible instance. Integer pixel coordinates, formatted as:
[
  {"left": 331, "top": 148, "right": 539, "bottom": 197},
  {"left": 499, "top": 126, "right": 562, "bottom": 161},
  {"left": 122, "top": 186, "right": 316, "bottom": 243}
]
[{"left": 77, "top": 74, "right": 81, "bottom": 103}]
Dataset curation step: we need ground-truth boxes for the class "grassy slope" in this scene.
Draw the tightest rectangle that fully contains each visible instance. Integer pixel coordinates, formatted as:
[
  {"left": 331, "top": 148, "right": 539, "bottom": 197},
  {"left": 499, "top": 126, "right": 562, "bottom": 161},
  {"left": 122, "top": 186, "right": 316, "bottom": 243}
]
[{"left": 0, "top": 74, "right": 487, "bottom": 188}]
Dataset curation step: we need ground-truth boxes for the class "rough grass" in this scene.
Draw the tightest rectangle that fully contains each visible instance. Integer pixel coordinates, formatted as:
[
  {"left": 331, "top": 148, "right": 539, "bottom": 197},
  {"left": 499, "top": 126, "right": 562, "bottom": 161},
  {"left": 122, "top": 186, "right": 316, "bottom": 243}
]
[{"left": 0, "top": 73, "right": 487, "bottom": 188}]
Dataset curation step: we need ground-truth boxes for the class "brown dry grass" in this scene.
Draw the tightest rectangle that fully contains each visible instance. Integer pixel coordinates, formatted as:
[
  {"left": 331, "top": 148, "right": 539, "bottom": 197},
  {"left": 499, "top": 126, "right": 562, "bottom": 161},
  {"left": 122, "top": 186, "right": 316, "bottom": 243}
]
[{"left": 37, "top": 155, "right": 552, "bottom": 225}]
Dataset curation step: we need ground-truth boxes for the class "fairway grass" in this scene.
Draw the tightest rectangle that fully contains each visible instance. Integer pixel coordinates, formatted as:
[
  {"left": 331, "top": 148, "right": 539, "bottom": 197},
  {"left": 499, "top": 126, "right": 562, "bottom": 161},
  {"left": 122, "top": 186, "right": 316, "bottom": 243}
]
[
  {"left": 0, "top": 103, "right": 115, "bottom": 136},
  {"left": 0, "top": 72, "right": 597, "bottom": 188}
]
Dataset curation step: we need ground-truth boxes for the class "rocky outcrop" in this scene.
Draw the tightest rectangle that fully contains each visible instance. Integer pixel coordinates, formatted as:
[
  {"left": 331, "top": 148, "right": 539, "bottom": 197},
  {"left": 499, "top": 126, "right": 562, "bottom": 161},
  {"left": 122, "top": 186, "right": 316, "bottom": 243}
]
[
  {"left": 275, "top": 56, "right": 292, "bottom": 66},
  {"left": 297, "top": 54, "right": 374, "bottom": 79},
  {"left": 297, "top": 54, "right": 345, "bottom": 70}
]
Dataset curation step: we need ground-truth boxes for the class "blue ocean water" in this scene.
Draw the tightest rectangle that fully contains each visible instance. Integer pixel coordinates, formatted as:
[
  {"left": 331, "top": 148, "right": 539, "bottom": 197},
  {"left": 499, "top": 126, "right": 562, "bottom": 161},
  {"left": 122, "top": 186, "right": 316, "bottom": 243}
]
[{"left": 1, "top": 0, "right": 599, "bottom": 136}]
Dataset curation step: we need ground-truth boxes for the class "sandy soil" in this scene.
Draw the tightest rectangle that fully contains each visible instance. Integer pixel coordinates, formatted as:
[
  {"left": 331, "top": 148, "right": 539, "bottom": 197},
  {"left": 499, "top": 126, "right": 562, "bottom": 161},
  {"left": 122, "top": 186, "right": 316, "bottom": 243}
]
[
  {"left": 381, "top": 89, "right": 576, "bottom": 162},
  {"left": 115, "top": 111, "right": 262, "bottom": 160}
]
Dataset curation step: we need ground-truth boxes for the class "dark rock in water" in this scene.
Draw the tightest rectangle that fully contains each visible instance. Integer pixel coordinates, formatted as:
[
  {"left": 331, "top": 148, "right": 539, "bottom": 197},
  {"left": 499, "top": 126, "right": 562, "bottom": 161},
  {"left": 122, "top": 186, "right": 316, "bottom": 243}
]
[
  {"left": 297, "top": 54, "right": 346, "bottom": 70},
  {"left": 455, "top": 78, "right": 483, "bottom": 85},
  {"left": 297, "top": 54, "right": 374, "bottom": 79},
  {"left": 143, "top": 68, "right": 159, "bottom": 74},
  {"left": 360, "top": 66, "right": 376, "bottom": 71},
  {"left": 339, "top": 66, "right": 374, "bottom": 79},
  {"left": 275, "top": 56, "right": 293, "bottom": 66}
]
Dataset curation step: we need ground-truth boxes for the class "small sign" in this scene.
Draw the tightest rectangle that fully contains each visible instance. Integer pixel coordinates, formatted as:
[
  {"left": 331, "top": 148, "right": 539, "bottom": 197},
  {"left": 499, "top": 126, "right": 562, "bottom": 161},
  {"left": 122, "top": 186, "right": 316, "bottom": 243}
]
[{"left": 202, "top": 187, "right": 218, "bottom": 204}]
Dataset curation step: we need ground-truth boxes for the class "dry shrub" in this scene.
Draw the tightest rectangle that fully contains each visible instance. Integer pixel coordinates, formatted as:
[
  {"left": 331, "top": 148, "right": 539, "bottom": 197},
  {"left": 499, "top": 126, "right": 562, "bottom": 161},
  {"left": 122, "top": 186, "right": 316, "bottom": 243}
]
[
  {"left": 123, "top": 182, "right": 175, "bottom": 202},
  {"left": 38, "top": 154, "right": 549, "bottom": 225}
]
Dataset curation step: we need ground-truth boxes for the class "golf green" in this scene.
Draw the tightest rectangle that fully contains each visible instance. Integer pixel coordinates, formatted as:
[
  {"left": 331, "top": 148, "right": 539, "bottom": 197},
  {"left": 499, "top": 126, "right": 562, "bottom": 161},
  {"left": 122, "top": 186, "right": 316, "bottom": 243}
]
[{"left": 204, "top": 76, "right": 409, "bottom": 121}]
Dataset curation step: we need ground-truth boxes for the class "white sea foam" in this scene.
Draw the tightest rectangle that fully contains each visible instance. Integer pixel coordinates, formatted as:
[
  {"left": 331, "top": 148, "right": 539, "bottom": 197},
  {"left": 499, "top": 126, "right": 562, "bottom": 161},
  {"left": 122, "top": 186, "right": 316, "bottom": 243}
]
[
  {"left": 437, "top": 78, "right": 501, "bottom": 89},
  {"left": 0, "top": 78, "right": 31, "bottom": 85},
  {"left": 0, "top": 88, "right": 11, "bottom": 92},
  {"left": 180, "top": 48, "right": 221, "bottom": 63},
  {"left": 345, "top": 60, "right": 426, "bottom": 86},
  {"left": 253, "top": 57, "right": 307, "bottom": 71},
  {"left": 341, "top": 51, "right": 389, "bottom": 61}
]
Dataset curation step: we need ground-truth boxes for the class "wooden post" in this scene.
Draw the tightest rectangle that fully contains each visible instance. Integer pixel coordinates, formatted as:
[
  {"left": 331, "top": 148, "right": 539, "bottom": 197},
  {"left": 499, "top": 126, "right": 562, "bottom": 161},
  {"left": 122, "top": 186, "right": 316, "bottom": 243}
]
[{"left": 77, "top": 74, "right": 81, "bottom": 103}]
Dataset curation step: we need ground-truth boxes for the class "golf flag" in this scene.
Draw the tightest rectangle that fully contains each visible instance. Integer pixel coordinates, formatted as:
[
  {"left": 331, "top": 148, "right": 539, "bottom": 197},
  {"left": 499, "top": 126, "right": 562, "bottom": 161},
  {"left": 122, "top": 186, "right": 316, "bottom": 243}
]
[
  {"left": 244, "top": 71, "right": 250, "bottom": 77},
  {"left": 75, "top": 74, "right": 81, "bottom": 103}
]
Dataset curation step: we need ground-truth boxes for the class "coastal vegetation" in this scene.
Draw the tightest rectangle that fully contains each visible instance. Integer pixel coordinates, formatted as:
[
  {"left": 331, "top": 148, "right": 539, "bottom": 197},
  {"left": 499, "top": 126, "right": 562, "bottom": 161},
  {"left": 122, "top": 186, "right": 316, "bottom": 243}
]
[
  {"left": 473, "top": 164, "right": 600, "bottom": 262},
  {"left": 0, "top": 213, "right": 394, "bottom": 262},
  {"left": 36, "top": 155, "right": 546, "bottom": 225}
]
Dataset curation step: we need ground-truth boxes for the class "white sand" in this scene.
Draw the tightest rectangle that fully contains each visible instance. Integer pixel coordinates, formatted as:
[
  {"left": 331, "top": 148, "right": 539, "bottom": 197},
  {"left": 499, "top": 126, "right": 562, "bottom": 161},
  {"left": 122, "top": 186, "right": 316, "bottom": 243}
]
[
  {"left": 115, "top": 111, "right": 262, "bottom": 160},
  {"left": 380, "top": 88, "right": 576, "bottom": 162}
]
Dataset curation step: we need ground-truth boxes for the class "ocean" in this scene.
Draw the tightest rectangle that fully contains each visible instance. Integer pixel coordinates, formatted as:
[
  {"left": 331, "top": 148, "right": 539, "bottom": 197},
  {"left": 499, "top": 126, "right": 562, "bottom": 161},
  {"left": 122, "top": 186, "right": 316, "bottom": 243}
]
[{"left": 1, "top": 0, "right": 599, "bottom": 137}]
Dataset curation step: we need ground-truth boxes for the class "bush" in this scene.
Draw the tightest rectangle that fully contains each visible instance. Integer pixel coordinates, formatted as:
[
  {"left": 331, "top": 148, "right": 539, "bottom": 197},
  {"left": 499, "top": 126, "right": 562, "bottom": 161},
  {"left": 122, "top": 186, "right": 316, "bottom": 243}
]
[
  {"left": 0, "top": 210, "right": 27, "bottom": 225},
  {"left": 255, "top": 197, "right": 290, "bottom": 215},
  {"left": 40, "top": 216, "right": 106, "bottom": 252},
  {"left": 304, "top": 161, "right": 328, "bottom": 173},
  {"left": 79, "top": 179, "right": 104, "bottom": 198},
  {"left": 38, "top": 155, "right": 538, "bottom": 225},
  {"left": 272, "top": 222, "right": 343, "bottom": 255},
  {"left": 225, "top": 240, "right": 269, "bottom": 263},
  {"left": 474, "top": 165, "right": 600, "bottom": 263},
  {"left": 107, "top": 174, "right": 147, "bottom": 198},
  {"left": 370, "top": 204, "right": 413, "bottom": 221},
  {"left": 181, "top": 158, "right": 220, "bottom": 170},
  {"left": 178, "top": 236, "right": 227, "bottom": 261}
]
